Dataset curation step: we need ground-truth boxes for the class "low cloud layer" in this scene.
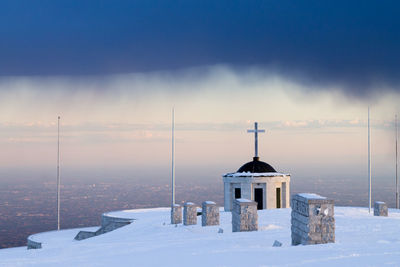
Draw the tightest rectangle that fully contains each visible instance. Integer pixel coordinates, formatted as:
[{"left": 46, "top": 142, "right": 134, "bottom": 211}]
[
  {"left": 0, "top": 65, "right": 397, "bottom": 173},
  {"left": 0, "top": 65, "right": 398, "bottom": 128}
]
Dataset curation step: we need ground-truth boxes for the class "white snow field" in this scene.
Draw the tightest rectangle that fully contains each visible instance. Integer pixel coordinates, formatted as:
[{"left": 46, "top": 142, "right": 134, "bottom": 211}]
[{"left": 1, "top": 207, "right": 400, "bottom": 266}]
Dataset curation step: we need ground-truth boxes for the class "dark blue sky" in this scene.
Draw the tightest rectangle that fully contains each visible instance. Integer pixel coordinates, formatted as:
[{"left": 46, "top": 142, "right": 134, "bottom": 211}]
[{"left": 1, "top": 0, "right": 399, "bottom": 93}]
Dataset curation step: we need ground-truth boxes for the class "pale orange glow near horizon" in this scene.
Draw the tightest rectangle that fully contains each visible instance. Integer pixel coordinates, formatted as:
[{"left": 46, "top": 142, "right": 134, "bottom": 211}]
[{"left": 0, "top": 66, "right": 399, "bottom": 181}]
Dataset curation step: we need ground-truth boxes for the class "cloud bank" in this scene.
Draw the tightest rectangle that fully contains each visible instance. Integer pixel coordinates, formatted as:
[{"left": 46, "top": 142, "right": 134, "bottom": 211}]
[{"left": 1, "top": 1, "right": 399, "bottom": 97}]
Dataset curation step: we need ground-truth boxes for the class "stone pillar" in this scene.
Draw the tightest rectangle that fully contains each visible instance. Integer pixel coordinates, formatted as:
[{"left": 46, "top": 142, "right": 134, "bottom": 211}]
[
  {"left": 282, "top": 182, "right": 287, "bottom": 208},
  {"left": 266, "top": 182, "right": 276, "bottom": 209},
  {"left": 286, "top": 180, "right": 291, "bottom": 208},
  {"left": 282, "top": 182, "right": 290, "bottom": 208},
  {"left": 374, "top": 201, "right": 388, "bottom": 216},
  {"left": 223, "top": 180, "right": 231, "bottom": 211},
  {"left": 232, "top": 199, "right": 258, "bottom": 232},
  {"left": 291, "top": 193, "right": 335, "bottom": 245},
  {"left": 241, "top": 182, "right": 251, "bottom": 200},
  {"left": 183, "top": 202, "right": 197, "bottom": 225},
  {"left": 171, "top": 204, "right": 182, "bottom": 224},
  {"left": 202, "top": 201, "right": 220, "bottom": 226}
]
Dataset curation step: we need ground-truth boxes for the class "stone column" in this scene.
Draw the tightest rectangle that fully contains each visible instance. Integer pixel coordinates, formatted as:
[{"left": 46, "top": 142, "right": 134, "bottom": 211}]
[
  {"left": 282, "top": 182, "right": 286, "bottom": 208},
  {"left": 374, "top": 201, "right": 388, "bottom": 216},
  {"left": 183, "top": 202, "right": 197, "bottom": 225},
  {"left": 281, "top": 178, "right": 291, "bottom": 208},
  {"left": 171, "top": 204, "right": 182, "bottom": 224},
  {"left": 202, "top": 201, "right": 220, "bottom": 226},
  {"left": 232, "top": 199, "right": 258, "bottom": 232},
  {"left": 266, "top": 182, "right": 276, "bottom": 209},
  {"left": 223, "top": 180, "right": 231, "bottom": 211},
  {"left": 241, "top": 182, "right": 252, "bottom": 200},
  {"left": 282, "top": 182, "right": 291, "bottom": 208},
  {"left": 291, "top": 193, "right": 335, "bottom": 245}
]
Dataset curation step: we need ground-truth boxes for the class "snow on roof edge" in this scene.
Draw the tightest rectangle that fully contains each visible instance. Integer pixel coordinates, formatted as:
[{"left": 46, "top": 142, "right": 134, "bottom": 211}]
[{"left": 223, "top": 172, "right": 290, "bottom": 177}]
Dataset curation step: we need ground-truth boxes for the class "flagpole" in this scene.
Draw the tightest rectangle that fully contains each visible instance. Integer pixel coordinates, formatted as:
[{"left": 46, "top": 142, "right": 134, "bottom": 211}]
[
  {"left": 396, "top": 114, "right": 398, "bottom": 209},
  {"left": 368, "top": 107, "right": 371, "bottom": 213},
  {"left": 171, "top": 108, "right": 175, "bottom": 206},
  {"left": 57, "top": 116, "right": 61, "bottom": 230}
]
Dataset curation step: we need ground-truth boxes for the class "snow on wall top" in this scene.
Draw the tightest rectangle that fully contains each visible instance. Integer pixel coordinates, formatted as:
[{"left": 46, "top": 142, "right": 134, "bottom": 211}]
[
  {"left": 298, "top": 193, "right": 327, "bottom": 199},
  {"left": 236, "top": 198, "right": 253, "bottom": 203},
  {"left": 104, "top": 207, "right": 169, "bottom": 219},
  {"left": 223, "top": 172, "right": 289, "bottom": 177}
]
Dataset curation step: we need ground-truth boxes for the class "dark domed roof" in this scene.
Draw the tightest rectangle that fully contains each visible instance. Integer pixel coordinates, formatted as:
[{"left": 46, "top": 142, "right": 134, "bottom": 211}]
[{"left": 237, "top": 157, "right": 276, "bottom": 173}]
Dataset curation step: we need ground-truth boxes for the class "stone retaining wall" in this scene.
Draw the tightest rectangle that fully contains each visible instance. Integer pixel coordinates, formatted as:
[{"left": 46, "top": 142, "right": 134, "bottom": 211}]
[
  {"left": 27, "top": 238, "right": 42, "bottom": 249},
  {"left": 28, "top": 211, "right": 134, "bottom": 248},
  {"left": 75, "top": 213, "right": 133, "bottom": 241}
]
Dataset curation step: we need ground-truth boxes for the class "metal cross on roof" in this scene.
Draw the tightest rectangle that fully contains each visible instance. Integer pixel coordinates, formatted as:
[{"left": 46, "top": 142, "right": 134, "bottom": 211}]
[{"left": 247, "top": 122, "right": 265, "bottom": 157}]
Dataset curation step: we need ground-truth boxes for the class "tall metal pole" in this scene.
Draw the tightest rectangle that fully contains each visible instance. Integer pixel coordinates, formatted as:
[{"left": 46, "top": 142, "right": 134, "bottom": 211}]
[
  {"left": 57, "top": 116, "right": 61, "bottom": 230},
  {"left": 171, "top": 108, "right": 175, "bottom": 206},
  {"left": 396, "top": 114, "right": 398, "bottom": 209},
  {"left": 368, "top": 107, "right": 371, "bottom": 213}
]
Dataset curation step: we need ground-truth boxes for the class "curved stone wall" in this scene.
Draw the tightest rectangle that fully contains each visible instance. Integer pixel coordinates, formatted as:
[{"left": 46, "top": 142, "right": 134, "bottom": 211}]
[
  {"left": 27, "top": 237, "right": 42, "bottom": 249},
  {"left": 27, "top": 210, "right": 135, "bottom": 249}
]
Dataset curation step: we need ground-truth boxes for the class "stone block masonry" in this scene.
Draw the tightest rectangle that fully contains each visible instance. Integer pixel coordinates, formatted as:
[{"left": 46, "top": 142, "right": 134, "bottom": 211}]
[
  {"left": 75, "top": 216, "right": 132, "bottom": 241},
  {"left": 184, "top": 202, "right": 197, "bottom": 225},
  {"left": 202, "top": 201, "right": 219, "bottom": 226},
  {"left": 232, "top": 199, "right": 258, "bottom": 232},
  {"left": 374, "top": 201, "right": 388, "bottom": 216},
  {"left": 27, "top": 239, "right": 42, "bottom": 249},
  {"left": 171, "top": 204, "right": 182, "bottom": 224},
  {"left": 291, "top": 193, "right": 335, "bottom": 245}
]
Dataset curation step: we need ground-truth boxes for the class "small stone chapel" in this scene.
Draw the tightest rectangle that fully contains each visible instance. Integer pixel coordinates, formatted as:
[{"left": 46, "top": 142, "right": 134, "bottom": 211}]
[{"left": 223, "top": 122, "right": 291, "bottom": 211}]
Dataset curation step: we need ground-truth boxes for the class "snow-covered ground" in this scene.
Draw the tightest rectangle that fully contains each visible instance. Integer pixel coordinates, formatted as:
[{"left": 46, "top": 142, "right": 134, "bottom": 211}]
[{"left": 1, "top": 207, "right": 400, "bottom": 266}]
